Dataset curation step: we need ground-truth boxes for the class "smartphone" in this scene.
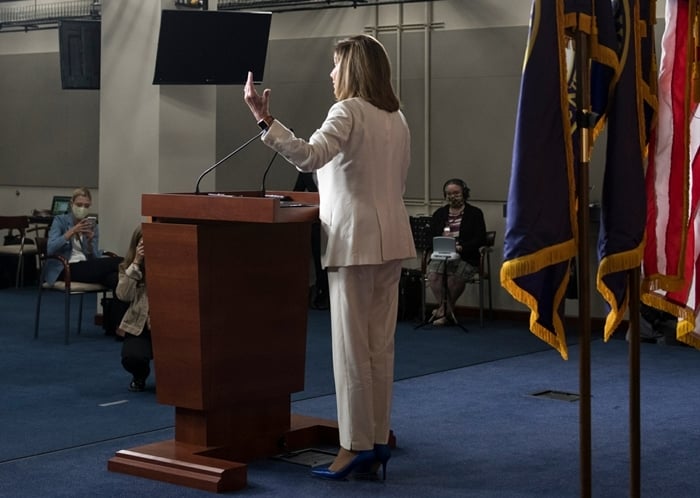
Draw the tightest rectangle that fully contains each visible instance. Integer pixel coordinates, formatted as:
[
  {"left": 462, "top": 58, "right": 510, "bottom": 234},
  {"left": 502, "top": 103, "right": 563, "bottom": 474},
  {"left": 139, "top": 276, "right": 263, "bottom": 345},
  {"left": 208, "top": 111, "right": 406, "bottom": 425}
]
[{"left": 86, "top": 216, "right": 97, "bottom": 227}]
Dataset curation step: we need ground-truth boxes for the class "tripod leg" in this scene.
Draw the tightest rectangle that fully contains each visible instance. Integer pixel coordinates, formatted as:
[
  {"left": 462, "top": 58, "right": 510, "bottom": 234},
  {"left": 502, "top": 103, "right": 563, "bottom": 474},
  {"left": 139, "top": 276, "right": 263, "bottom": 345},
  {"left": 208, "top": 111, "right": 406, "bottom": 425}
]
[
  {"left": 414, "top": 259, "right": 467, "bottom": 332},
  {"left": 435, "top": 262, "right": 449, "bottom": 324},
  {"left": 414, "top": 282, "right": 439, "bottom": 329},
  {"left": 419, "top": 260, "right": 448, "bottom": 327},
  {"left": 441, "top": 261, "right": 468, "bottom": 333}
]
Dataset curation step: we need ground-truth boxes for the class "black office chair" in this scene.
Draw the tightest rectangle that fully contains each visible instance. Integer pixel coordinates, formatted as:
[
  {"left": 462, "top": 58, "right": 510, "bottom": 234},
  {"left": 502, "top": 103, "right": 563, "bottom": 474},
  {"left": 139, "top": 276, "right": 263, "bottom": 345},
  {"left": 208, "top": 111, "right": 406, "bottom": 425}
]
[{"left": 467, "top": 230, "right": 496, "bottom": 326}]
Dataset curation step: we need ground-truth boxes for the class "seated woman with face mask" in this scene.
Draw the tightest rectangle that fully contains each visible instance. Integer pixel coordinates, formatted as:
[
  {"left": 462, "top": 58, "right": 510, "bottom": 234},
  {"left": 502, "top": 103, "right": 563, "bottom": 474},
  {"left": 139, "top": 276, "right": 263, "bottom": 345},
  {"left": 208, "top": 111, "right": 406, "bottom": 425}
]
[
  {"left": 427, "top": 178, "right": 487, "bottom": 326},
  {"left": 45, "top": 187, "right": 123, "bottom": 290}
]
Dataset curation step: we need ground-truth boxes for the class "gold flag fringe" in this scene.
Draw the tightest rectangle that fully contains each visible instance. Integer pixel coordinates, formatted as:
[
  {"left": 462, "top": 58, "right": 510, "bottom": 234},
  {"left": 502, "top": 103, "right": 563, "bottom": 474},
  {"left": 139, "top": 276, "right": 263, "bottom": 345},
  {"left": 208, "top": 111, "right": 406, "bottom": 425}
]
[
  {"left": 641, "top": 292, "right": 700, "bottom": 350},
  {"left": 500, "top": 238, "right": 576, "bottom": 360},
  {"left": 596, "top": 243, "right": 644, "bottom": 341}
]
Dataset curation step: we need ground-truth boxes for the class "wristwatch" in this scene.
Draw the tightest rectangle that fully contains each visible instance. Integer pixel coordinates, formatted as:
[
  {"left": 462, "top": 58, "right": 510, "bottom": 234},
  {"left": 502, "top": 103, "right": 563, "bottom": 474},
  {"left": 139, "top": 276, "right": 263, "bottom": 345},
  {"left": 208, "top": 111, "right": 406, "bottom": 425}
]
[{"left": 257, "top": 115, "right": 274, "bottom": 130}]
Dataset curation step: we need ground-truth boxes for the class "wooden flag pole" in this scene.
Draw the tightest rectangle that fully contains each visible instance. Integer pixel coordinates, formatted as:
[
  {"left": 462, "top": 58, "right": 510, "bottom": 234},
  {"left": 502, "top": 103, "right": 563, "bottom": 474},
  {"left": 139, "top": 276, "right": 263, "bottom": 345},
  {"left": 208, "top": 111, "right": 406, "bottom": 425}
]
[
  {"left": 573, "top": 27, "right": 592, "bottom": 498},
  {"left": 575, "top": 11, "right": 643, "bottom": 498},
  {"left": 629, "top": 268, "right": 641, "bottom": 498},
  {"left": 575, "top": 4, "right": 646, "bottom": 496}
]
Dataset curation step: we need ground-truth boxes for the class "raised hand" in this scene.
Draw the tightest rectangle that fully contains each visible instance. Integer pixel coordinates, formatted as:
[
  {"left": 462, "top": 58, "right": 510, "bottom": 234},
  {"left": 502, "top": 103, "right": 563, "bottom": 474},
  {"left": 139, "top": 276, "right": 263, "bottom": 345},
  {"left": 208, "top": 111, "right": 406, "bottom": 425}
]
[
  {"left": 134, "top": 237, "right": 145, "bottom": 265},
  {"left": 243, "top": 71, "right": 271, "bottom": 122}
]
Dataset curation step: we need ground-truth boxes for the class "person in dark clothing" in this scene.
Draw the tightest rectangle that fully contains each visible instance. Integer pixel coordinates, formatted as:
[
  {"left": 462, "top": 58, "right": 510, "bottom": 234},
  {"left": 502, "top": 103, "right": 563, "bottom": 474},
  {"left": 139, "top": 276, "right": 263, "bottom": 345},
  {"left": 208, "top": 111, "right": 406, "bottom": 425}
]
[
  {"left": 115, "top": 225, "right": 152, "bottom": 392},
  {"left": 427, "top": 178, "right": 487, "bottom": 325}
]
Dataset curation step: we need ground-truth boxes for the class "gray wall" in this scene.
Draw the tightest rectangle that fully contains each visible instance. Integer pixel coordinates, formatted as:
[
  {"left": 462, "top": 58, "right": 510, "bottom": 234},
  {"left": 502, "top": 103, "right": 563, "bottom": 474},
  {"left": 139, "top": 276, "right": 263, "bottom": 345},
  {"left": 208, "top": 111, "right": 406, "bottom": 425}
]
[
  {"left": 211, "top": 26, "right": 528, "bottom": 200},
  {"left": 0, "top": 25, "right": 527, "bottom": 202},
  {"left": 0, "top": 52, "right": 99, "bottom": 187},
  {"left": 0, "top": 0, "right": 665, "bottom": 317}
]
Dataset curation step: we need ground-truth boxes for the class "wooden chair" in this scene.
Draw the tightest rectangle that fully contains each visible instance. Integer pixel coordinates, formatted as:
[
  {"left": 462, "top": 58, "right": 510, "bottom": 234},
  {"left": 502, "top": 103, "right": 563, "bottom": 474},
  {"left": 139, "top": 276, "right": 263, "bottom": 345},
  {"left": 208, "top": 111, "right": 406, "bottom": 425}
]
[
  {"left": 421, "top": 230, "right": 496, "bottom": 327},
  {"left": 33, "top": 237, "right": 114, "bottom": 344},
  {"left": 0, "top": 216, "right": 38, "bottom": 287}
]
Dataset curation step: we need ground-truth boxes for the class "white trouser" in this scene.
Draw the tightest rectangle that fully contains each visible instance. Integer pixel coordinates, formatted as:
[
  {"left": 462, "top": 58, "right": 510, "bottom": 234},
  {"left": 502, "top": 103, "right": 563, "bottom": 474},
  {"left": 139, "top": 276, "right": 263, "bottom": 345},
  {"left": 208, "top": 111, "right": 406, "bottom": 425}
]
[{"left": 327, "top": 260, "right": 402, "bottom": 450}]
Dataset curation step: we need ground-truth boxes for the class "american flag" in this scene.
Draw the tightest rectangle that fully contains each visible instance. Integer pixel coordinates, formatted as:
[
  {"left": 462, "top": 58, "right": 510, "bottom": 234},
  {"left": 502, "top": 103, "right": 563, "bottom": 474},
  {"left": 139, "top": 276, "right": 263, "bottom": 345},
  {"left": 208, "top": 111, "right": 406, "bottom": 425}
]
[{"left": 642, "top": 0, "right": 700, "bottom": 349}]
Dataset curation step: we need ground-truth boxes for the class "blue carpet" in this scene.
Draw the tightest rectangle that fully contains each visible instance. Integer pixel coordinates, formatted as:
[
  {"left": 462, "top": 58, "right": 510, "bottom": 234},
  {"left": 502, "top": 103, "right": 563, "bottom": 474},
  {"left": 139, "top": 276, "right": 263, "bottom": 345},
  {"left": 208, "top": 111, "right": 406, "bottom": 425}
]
[
  {"left": 0, "top": 287, "right": 550, "bottom": 462},
  {"left": 301, "top": 307, "right": 555, "bottom": 400},
  {"left": 273, "top": 339, "right": 700, "bottom": 498},
  {"left": 1, "top": 289, "right": 173, "bottom": 463},
  {"left": 0, "top": 340, "right": 698, "bottom": 497},
  {"left": 2, "top": 287, "right": 698, "bottom": 497}
]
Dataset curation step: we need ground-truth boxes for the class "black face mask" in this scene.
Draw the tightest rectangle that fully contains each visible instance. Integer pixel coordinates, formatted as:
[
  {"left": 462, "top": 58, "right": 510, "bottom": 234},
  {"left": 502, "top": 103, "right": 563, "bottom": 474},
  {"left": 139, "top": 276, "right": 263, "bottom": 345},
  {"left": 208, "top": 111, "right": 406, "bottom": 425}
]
[{"left": 447, "top": 195, "right": 464, "bottom": 209}]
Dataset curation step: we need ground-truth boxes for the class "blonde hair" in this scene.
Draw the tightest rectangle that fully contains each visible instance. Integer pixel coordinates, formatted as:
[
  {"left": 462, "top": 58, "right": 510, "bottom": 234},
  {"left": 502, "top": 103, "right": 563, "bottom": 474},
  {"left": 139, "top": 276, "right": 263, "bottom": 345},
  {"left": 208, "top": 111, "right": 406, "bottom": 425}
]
[
  {"left": 333, "top": 34, "right": 400, "bottom": 112},
  {"left": 71, "top": 187, "right": 92, "bottom": 202}
]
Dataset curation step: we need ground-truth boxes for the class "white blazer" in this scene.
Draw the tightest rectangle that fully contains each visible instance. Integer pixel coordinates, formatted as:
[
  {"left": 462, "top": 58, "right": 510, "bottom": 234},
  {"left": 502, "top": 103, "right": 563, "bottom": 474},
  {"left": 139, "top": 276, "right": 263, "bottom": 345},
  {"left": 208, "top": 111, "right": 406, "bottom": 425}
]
[{"left": 263, "top": 97, "right": 416, "bottom": 268}]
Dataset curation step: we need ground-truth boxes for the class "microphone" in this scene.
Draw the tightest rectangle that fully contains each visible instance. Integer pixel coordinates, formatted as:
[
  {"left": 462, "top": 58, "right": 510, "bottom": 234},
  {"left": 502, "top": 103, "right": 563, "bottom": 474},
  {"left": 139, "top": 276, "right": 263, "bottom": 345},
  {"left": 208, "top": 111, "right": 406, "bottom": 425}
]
[
  {"left": 260, "top": 128, "right": 293, "bottom": 200},
  {"left": 260, "top": 151, "right": 279, "bottom": 199},
  {"left": 194, "top": 130, "right": 264, "bottom": 194}
]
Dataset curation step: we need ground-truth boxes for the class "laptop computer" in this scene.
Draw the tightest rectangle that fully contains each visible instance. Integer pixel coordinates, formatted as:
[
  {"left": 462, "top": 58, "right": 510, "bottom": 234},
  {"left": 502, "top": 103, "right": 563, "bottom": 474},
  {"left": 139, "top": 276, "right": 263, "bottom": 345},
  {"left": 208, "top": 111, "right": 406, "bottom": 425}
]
[
  {"left": 430, "top": 236, "right": 460, "bottom": 261},
  {"left": 51, "top": 196, "right": 72, "bottom": 216}
]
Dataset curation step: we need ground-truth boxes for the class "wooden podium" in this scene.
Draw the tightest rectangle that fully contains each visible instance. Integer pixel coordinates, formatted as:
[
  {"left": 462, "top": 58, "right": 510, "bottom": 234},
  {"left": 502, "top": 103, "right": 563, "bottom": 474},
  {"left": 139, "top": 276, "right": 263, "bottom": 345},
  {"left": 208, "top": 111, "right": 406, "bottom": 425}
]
[{"left": 108, "top": 191, "right": 340, "bottom": 492}]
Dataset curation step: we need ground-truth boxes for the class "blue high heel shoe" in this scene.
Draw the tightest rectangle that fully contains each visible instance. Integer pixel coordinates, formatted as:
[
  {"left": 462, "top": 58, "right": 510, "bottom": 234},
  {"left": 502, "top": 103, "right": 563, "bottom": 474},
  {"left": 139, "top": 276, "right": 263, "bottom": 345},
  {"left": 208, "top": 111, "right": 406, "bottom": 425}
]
[
  {"left": 374, "top": 444, "right": 391, "bottom": 480},
  {"left": 355, "top": 444, "right": 392, "bottom": 480},
  {"left": 310, "top": 449, "right": 376, "bottom": 480}
]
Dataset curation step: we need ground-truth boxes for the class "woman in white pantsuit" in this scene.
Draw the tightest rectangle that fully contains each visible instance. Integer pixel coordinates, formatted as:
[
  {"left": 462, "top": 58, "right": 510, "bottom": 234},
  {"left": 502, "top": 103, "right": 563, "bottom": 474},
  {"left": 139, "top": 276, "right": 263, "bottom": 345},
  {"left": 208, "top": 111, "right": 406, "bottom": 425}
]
[{"left": 244, "top": 34, "right": 416, "bottom": 481}]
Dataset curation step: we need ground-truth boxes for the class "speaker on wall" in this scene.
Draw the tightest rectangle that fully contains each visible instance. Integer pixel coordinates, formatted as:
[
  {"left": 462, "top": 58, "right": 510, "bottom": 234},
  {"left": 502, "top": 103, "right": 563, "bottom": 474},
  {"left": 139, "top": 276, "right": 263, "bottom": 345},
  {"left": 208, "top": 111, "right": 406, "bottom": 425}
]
[{"left": 58, "top": 20, "right": 101, "bottom": 90}]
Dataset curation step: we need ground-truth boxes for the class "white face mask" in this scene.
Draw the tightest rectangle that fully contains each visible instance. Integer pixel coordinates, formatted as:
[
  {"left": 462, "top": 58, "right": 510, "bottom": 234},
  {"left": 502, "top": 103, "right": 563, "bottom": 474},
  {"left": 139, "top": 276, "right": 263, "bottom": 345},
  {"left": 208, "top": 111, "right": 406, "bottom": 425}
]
[{"left": 72, "top": 205, "right": 89, "bottom": 220}]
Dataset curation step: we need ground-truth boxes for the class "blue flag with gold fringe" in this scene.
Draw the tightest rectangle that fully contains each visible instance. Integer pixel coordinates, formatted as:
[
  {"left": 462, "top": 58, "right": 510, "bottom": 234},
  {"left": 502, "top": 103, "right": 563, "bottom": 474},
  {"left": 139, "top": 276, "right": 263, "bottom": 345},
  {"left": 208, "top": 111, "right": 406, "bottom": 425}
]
[
  {"left": 501, "top": 0, "right": 618, "bottom": 359},
  {"left": 597, "top": 0, "right": 657, "bottom": 340}
]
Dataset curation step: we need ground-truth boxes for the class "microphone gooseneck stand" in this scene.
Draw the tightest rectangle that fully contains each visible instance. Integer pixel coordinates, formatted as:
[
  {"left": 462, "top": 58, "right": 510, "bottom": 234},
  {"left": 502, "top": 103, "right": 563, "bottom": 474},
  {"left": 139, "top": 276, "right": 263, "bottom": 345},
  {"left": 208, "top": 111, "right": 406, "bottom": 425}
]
[
  {"left": 194, "top": 130, "right": 264, "bottom": 194},
  {"left": 260, "top": 151, "right": 279, "bottom": 198}
]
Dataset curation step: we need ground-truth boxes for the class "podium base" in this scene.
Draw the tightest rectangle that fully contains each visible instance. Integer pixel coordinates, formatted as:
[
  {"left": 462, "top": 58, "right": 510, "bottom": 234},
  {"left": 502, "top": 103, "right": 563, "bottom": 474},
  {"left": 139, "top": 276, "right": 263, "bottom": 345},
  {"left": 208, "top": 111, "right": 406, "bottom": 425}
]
[
  {"left": 108, "top": 440, "right": 247, "bottom": 493},
  {"left": 107, "top": 414, "right": 343, "bottom": 493}
]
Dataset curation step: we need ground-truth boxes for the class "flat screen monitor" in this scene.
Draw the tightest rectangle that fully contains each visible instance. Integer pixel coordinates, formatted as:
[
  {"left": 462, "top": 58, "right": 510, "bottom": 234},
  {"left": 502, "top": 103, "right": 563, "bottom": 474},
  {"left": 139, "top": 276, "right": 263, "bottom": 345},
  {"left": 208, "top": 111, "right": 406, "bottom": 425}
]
[
  {"left": 51, "top": 196, "right": 72, "bottom": 216},
  {"left": 153, "top": 10, "right": 272, "bottom": 85}
]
